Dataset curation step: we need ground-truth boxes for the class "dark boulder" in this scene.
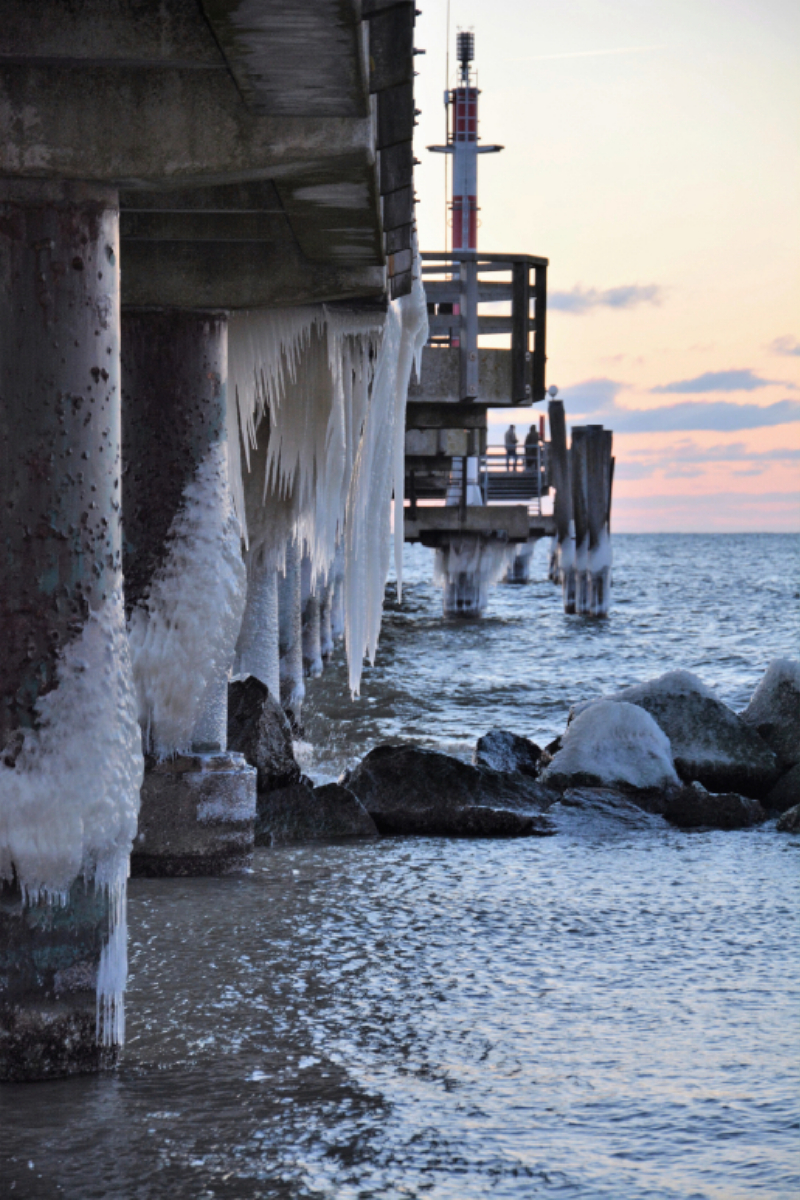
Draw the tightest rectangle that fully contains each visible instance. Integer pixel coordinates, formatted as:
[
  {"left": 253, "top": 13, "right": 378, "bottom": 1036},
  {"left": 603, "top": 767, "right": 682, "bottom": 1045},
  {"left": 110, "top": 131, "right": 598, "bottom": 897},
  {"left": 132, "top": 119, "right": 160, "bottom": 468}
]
[
  {"left": 662, "top": 782, "right": 767, "bottom": 830},
  {"left": 255, "top": 780, "right": 377, "bottom": 846},
  {"left": 766, "top": 763, "right": 800, "bottom": 813},
  {"left": 473, "top": 729, "right": 542, "bottom": 776},
  {"left": 573, "top": 671, "right": 779, "bottom": 798},
  {"left": 546, "top": 787, "right": 669, "bottom": 835},
  {"left": 342, "top": 743, "right": 556, "bottom": 838},
  {"left": 741, "top": 659, "right": 800, "bottom": 772},
  {"left": 228, "top": 677, "right": 300, "bottom": 793},
  {"left": 776, "top": 803, "right": 800, "bottom": 833}
]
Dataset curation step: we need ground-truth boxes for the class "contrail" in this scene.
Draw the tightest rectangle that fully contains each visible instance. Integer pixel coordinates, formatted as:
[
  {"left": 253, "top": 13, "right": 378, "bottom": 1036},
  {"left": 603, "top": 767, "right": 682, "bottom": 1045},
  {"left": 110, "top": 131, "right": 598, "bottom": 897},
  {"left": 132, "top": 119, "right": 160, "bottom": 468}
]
[{"left": 511, "top": 45, "right": 664, "bottom": 63}]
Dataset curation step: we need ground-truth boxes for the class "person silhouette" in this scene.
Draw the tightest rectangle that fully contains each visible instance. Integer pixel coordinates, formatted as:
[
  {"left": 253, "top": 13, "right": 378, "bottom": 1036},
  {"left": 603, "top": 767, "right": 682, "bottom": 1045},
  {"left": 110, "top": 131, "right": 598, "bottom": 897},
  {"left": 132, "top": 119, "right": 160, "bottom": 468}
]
[{"left": 504, "top": 424, "right": 518, "bottom": 471}]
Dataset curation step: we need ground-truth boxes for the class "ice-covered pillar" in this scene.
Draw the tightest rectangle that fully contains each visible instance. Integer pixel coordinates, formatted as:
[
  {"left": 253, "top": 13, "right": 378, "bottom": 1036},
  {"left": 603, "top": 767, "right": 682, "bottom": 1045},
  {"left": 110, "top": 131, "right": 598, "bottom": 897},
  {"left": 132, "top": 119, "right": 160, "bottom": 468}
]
[
  {"left": 278, "top": 537, "right": 305, "bottom": 724},
  {"left": 0, "top": 181, "right": 142, "bottom": 1080},
  {"left": 570, "top": 427, "right": 591, "bottom": 614},
  {"left": 121, "top": 309, "right": 255, "bottom": 877},
  {"left": 235, "top": 547, "right": 280, "bottom": 701},
  {"left": 548, "top": 399, "right": 576, "bottom": 611},
  {"left": 586, "top": 426, "right": 613, "bottom": 617},
  {"left": 300, "top": 554, "right": 324, "bottom": 678},
  {"left": 505, "top": 540, "right": 534, "bottom": 584},
  {"left": 319, "top": 579, "right": 334, "bottom": 661}
]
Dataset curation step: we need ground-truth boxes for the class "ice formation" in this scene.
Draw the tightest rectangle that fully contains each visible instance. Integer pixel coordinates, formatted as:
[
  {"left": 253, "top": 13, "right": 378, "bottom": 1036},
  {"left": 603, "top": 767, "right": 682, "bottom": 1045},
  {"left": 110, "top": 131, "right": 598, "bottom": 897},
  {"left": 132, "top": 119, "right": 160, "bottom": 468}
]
[
  {"left": 588, "top": 526, "right": 612, "bottom": 617},
  {"left": 344, "top": 260, "right": 429, "bottom": 691},
  {"left": 278, "top": 537, "right": 305, "bottom": 714},
  {"left": 742, "top": 658, "right": 800, "bottom": 729},
  {"left": 542, "top": 700, "right": 680, "bottom": 791},
  {"left": 434, "top": 536, "right": 515, "bottom": 615},
  {"left": 227, "top": 235, "right": 427, "bottom": 697},
  {"left": 0, "top": 587, "right": 144, "bottom": 1044},
  {"left": 127, "top": 441, "right": 246, "bottom": 757}
]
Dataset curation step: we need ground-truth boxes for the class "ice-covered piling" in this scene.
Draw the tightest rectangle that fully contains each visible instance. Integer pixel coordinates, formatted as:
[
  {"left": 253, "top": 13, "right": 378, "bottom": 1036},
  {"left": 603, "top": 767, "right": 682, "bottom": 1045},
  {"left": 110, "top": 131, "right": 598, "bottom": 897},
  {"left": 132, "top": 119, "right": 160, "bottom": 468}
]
[
  {"left": 0, "top": 181, "right": 142, "bottom": 1078},
  {"left": 278, "top": 537, "right": 305, "bottom": 721},
  {"left": 301, "top": 553, "right": 324, "bottom": 678},
  {"left": 547, "top": 399, "right": 577, "bottom": 611},
  {"left": 121, "top": 309, "right": 256, "bottom": 877}
]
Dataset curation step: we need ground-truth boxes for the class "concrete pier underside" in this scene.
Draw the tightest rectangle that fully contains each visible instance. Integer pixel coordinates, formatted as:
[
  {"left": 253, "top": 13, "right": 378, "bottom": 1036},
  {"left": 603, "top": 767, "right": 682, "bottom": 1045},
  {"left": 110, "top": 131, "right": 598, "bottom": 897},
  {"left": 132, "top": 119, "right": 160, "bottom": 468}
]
[{"left": 1, "top": 0, "right": 417, "bottom": 1076}]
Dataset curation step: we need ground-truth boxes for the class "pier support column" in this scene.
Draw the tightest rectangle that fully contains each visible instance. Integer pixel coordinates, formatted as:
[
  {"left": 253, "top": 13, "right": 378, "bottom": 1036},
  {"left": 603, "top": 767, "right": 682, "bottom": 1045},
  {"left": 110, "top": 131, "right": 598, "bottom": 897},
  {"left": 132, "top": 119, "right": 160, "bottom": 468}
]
[
  {"left": 301, "top": 554, "right": 323, "bottom": 678},
  {"left": 122, "top": 309, "right": 255, "bottom": 877},
  {"left": 235, "top": 547, "right": 280, "bottom": 701},
  {"left": 0, "top": 181, "right": 141, "bottom": 1079},
  {"left": 278, "top": 537, "right": 305, "bottom": 723},
  {"left": 571, "top": 427, "right": 591, "bottom": 614}
]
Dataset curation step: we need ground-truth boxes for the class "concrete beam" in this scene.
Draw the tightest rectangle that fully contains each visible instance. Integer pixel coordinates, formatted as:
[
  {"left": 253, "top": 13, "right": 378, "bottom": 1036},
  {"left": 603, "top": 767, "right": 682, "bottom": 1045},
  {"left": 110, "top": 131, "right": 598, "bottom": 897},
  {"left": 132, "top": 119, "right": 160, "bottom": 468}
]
[
  {"left": 405, "top": 505, "right": 532, "bottom": 545},
  {"left": 199, "top": 0, "right": 370, "bottom": 117},
  {"left": 121, "top": 238, "right": 385, "bottom": 309},
  {"left": 408, "top": 346, "right": 543, "bottom": 407}
]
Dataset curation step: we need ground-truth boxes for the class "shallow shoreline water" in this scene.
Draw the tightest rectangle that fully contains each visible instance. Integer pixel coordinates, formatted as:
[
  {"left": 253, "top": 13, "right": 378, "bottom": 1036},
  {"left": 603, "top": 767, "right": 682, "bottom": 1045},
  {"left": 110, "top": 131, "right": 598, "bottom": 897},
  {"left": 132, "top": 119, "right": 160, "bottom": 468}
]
[{"left": 1, "top": 533, "right": 798, "bottom": 1199}]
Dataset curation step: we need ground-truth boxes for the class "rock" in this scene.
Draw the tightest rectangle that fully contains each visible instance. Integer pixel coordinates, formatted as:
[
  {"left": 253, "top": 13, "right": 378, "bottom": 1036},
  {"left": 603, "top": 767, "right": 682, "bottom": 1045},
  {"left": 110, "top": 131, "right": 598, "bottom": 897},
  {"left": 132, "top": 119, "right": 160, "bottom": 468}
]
[
  {"left": 776, "top": 803, "right": 800, "bottom": 833},
  {"left": 228, "top": 677, "right": 300, "bottom": 793},
  {"left": 255, "top": 780, "right": 377, "bottom": 846},
  {"left": 546, "top": 787, "right": 668, "bottom": 835},
  {"left": 473, "top": 729, "right": 542, "bottom": 776},
  {"left": 741, "top": 659, "right": 800, "bottom": 772},
  {"left": 766, "top": 763, "right": 800, "bottom": 813},
  {"left": 573, "top": 670, "right": 779, "bottom": 798},
  {"left": 662, "top": 781, "right": 766, "bottom": 830},
  {"left": 342, "top": 743, "right": 556, "bottom": 838},
  {"left": 541, "top": 701, "right": 680, "bottom": 793}
]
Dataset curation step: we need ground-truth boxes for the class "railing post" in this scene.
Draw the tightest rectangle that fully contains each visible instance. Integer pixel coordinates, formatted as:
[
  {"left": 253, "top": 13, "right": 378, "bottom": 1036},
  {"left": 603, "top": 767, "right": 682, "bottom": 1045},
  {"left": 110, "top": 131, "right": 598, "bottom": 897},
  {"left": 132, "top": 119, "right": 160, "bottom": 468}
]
[
  {"left": 459, "top": 255, "right": 479, "bottom": 399},
  {"left": 511, "top": 260, "right": 531, "bottom": 403},
  {"left": 532, "top": 261, "right": 548, "bottom": 401}
]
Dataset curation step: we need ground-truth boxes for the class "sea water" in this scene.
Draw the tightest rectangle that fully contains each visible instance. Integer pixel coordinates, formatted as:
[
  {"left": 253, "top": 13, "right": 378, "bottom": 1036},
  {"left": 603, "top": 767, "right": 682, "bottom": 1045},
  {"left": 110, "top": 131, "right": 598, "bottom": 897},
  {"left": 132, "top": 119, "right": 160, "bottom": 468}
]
[{"left": 1, "top": 533, "right": 798, "bottom": 1199}]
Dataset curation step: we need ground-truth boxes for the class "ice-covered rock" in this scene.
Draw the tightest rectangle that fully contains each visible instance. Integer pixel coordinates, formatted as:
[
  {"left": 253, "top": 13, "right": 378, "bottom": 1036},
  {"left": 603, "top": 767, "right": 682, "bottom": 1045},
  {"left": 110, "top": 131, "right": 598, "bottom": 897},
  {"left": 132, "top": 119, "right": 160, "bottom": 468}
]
[
  {"left": 542, "top": 701, "right": 680, "bottom": 793},
  {"left": 776, "top": 803, "right": 800, "bottom": 833},
  {"left": 227, "top": 677, "right": 300, "bottom": 793},
  {"left": 766, "top": 763, "right": 800, "bottom": 813},
  {"left": 255, "top": 780, "right": 377, "bottom": 846},
  {"left": 662, "top": 781, "right": 766, "bottom": 830},
  {"left": 545, "top": 787, "right": 668, "bottom": 835},
  {"left": 473, "top": 729, "right": 542, "bottom": 777},
  {"left": 573, "top": 670, "right": 779, "bottom": 798},
  {"left": 343, "top": 744, "right": 556, "bottom": 837},
  {"left": 740, "top": 659, "right": 800, "bottom": 772}
]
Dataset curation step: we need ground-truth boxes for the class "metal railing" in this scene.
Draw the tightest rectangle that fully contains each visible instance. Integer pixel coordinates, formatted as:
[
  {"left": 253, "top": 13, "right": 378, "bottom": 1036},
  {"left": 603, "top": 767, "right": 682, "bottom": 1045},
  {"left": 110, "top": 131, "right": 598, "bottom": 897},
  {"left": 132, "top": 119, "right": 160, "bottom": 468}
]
[
  {"left": 479, "top": 444, "right": 548, "bottom": 513},
  {"left": 420, "top": 250, "right": 548, "bottom": 404}
]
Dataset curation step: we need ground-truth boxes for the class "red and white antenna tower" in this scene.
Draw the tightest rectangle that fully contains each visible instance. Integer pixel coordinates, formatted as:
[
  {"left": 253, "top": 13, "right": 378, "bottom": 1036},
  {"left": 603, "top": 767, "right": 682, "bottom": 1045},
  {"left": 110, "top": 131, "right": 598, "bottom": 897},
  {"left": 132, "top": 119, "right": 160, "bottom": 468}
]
[{"left": 428, "top": 30, "right": 503, "bottom": 253}]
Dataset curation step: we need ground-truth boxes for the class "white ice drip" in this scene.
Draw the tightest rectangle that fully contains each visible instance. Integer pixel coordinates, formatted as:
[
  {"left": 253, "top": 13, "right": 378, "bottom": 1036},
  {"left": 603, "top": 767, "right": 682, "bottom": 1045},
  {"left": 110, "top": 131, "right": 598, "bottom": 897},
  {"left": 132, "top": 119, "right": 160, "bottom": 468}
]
[
  {"left": 127, "top": 442, "right": 246, "bottom": 757},
  {"left": 0, "top": 586, "right": 144, "bottom": 1045}
]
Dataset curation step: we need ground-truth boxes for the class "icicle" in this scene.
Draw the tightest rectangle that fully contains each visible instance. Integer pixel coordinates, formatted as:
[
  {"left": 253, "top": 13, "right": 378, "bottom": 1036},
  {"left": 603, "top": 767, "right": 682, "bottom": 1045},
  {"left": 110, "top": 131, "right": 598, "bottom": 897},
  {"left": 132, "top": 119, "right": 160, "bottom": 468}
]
[
  {"left": 127, "top": 442, "right": 246, "bottom": 757},
  {"left": 588, "top": 526, "right": 612, "bottom": 616}
]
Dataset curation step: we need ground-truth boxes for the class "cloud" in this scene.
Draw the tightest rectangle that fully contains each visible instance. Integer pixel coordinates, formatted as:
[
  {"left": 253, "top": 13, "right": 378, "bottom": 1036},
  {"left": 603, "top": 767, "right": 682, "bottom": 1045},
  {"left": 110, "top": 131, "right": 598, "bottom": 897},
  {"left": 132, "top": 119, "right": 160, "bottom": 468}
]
[
  {"left": 511, "top": 45, "right": 664, "bottom": 63},
  {"left": 550, "top": 284, "right": 663, "bottom": 315},
  {"left": 600, "top": 399, "right": 800, "bottom": 433},
  {"left": 652, "top": 368, "right": 782, "bottom": 393},
  {"left": 613, "top": 440, "right": 800, "bottom": 481},
  {"left": 770, "top": 335, "right": 800, "bottom": 357},
  {"left": 555, "top": 377, "right": 626, "bottom": 412}
]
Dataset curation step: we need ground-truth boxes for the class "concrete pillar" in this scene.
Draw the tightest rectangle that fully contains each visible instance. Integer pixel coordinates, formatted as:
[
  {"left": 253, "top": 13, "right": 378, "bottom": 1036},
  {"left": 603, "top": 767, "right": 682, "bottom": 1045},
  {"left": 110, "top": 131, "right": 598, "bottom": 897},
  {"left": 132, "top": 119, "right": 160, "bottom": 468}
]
[
  {"left": 505, "top": 540, "right": 534, "bottom": 584},
  {"left": 301, "top": 554, "right": 323, "bottom": 678},
  {"left": 319, "top": 579, "right": 334, "bottom": 660},
  {"left": 278, "top": 537, "right": 305, "bottom": 722},
  {"left": 121, "top": 309, "right": 255, "bottom": 877},
  {"left": 0, "top": 180, "right": 141, "bottom": 1079},
  {"left": 235, "top": 547, "right": 280, "bottom": 701}
]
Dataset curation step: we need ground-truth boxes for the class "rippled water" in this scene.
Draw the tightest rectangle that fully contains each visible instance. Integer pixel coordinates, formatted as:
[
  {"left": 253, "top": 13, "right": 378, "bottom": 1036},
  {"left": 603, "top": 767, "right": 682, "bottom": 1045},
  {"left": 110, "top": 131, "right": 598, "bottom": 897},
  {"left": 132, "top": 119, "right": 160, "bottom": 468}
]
[{"left": 2, "top": 534, "right": 799, "bottom": 1199}]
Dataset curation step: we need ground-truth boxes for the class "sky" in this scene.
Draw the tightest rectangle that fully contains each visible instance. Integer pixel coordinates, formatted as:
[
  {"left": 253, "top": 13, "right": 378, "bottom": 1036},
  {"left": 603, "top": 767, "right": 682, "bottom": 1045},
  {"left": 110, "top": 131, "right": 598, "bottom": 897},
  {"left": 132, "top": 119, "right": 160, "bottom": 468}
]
[{"left": 411, "top": 0, "right": 800, "bottom": 531}]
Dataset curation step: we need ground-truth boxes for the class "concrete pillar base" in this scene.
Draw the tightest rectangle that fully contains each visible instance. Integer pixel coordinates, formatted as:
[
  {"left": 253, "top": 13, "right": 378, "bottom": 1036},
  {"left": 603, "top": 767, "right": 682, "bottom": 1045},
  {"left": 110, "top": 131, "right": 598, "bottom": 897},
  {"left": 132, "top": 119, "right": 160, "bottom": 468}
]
[
  {"left": 131, "top": 753, "right": 256, "bottom": 877},
  {"left": 442, "top": 574, "right": 486, "bottom": 617},
  {"left": 0, "top": 881, "right": 116, "bottom": 1082}
]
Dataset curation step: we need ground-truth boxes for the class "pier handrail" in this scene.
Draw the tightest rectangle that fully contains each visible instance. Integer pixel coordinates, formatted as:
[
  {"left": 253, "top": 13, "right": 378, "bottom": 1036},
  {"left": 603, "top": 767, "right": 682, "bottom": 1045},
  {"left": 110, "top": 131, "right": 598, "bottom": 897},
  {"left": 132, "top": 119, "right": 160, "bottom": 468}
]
[{"left": 419, "top": 250, "right": 548, "bottom": 404}]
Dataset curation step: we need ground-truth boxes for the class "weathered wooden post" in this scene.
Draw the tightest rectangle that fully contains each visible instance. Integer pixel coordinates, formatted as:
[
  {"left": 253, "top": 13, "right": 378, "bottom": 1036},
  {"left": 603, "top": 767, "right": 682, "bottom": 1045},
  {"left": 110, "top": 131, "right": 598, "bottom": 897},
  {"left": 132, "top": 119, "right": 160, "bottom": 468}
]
[
  {"left": 586, "top": 426, "right": 613, "bottom": 616},
  {"left": 547, "top": 400, "right": 577, "bottom": 612},
  {"left": 570, "top": 427, "right": 591, "bottom": 614}
]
